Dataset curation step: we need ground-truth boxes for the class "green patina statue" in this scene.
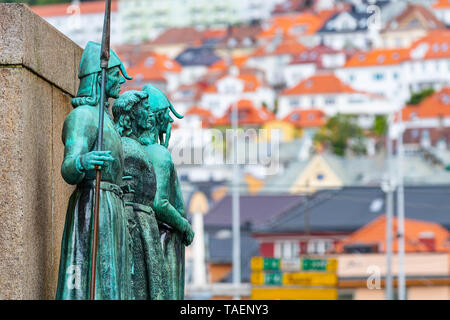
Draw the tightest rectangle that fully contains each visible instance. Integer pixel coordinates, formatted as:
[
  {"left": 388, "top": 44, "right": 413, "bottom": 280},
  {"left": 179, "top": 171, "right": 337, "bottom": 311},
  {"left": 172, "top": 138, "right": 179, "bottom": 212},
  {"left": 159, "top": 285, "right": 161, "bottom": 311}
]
[
  {"left": 56, "top": 42, "right": 133, "bottom": 300},
  {"left": 112, "top": 90, "right": 170, "bottom": 299},
  {"left": 112, "top": 86, "right": 194, "bottom": 300},
  {"left": 142, "top": 84, "right": 194, "bottom": 300}
]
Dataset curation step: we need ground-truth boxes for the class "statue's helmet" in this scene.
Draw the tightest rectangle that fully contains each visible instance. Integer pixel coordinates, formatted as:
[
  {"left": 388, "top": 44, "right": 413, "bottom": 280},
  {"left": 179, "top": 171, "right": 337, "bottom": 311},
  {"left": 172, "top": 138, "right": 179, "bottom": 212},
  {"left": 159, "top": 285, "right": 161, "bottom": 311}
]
[
  {"left": 78, "top": 41, "right": 132, "bottom": 80},
  {"left": 142, "top": 84, "right": 183, "bottom": 119}
]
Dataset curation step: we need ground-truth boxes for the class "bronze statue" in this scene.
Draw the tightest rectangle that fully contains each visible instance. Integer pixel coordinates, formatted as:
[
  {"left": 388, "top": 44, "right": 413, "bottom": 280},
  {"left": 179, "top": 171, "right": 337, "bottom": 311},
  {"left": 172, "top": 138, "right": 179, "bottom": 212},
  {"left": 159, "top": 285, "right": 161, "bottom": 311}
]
[
  {"left": 113, "top": 85, "right": 194, "bottom": 299},
  {"left": 112, "top": 90, "right": 170, "bottom": 299},
  {"left": 142, "top": 84, "right": 194, "bottom": 300},
  {"left": 56, "top": 41, "right": 133, "bottom": 300}
]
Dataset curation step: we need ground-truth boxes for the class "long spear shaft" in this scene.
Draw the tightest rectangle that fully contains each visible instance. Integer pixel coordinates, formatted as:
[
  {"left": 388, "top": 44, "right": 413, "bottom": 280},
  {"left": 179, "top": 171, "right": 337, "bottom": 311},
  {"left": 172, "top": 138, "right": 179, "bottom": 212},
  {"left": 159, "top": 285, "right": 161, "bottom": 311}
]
[{"left": 90, "top": 0, "right": 111, "bottom": 300}]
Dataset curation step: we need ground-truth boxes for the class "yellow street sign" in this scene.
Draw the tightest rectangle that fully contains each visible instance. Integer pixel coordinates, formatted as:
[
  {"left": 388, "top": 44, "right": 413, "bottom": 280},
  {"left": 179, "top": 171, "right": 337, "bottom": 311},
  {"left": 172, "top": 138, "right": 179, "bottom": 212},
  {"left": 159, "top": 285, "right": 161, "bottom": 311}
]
[
  {"left": 251, "top": 287, "right": 338, "bottom": 300},
  {"left": 282, "top": 272, "right": 338, "bottom": 286},
  {"left": 251, "top": 272, "right": 338, "bottom": 286}
]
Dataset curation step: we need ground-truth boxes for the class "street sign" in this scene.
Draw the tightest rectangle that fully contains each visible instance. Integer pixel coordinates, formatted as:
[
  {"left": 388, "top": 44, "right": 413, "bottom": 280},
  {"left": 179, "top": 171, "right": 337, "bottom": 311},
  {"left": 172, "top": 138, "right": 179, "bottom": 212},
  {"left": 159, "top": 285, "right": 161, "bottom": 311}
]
[
  {"left": 251, "top": 257, "right": 338, "bottom": 272},
  {"left": 251, "top": 272, "right": 338, "bottom": 287},
  {"left": 251, "top": 287, "right": 338, "bottom": 300},
  {"left": 251, "top": 257, "right": 280, "bottom": 271}
]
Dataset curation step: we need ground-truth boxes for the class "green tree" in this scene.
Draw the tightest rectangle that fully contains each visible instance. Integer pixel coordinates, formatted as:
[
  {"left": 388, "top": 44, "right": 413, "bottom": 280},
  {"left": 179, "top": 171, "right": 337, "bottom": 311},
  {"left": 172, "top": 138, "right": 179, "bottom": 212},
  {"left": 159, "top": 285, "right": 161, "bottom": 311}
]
[
  {"left": 314, "top": 114, "right": 366, "bottom": 156},
  {"left": 372, "top": 115, "right": 388, "bottom": 137},
  {"left": 406, "top": 88, "right": 434, "bottom": 105}
]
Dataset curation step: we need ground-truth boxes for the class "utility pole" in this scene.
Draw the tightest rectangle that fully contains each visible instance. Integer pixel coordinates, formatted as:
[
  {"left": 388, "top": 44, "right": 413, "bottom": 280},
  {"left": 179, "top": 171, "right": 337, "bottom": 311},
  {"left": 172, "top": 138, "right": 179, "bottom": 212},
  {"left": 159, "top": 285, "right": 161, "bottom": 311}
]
[
  {"left": 396, "top": 109, "right": 406, "bottom": 300},
  {"left": 384, "top": 114, "right": 394, "bottom": 300},
  {"left": 227, "top": 26, "right": 241, "bottom": 300},
  {"left": 231, "top": 97, "right": 241, "bottom": 300}
]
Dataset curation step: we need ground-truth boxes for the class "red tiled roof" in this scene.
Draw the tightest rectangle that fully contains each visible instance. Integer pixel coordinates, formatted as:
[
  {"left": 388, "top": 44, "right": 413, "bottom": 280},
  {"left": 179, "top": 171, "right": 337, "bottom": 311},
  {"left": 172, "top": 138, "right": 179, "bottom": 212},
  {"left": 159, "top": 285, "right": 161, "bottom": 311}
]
[
  {"left": 204, "top": 73, "right": 262, "bottom": 93},
  {"left": 150, "top": 27, "right": 205, "bottom": 45},
  {"left": 283, "top": 109, "right": 326, "bottom": 128},
  {"left": 409, "top": 29, "right": 450, "bottom": 60},
  {"left": 214, "top": 99, "right": 275, "bottom": 126},
  {"left": 31, "top": 1, "right": 117, "bottom": 17},
  {"left": 252, "top": 35, "right": 306, "bottom": 57},
  {"left": 336, "top": 215, "right": 450, "bottom": 253},
  {"left": 257, "top": 12, "right": 328, "bottom": 40},
  {"left": 400, "top": 88, "right": 450, "bottom": 121},
  {"left": 345, "top": 48, "right": 409, "bottom": 67},
  {"left": 208, "top": 56, "right": 248, "bottom": 72},
  {"left": 125, "top": 51, "right": 181, "bottom": 83},
  {"left": 384, "top": 4, "right": 445, "bottom": 31},
  {"left": 433, "top": 0, "right": 450, "bottom": 9},
  {"left": 185, "top": 106, "right": 215, "bottom": 128},
  {"left": 281, "top": 73, "right": 358, "bottom": 95}
]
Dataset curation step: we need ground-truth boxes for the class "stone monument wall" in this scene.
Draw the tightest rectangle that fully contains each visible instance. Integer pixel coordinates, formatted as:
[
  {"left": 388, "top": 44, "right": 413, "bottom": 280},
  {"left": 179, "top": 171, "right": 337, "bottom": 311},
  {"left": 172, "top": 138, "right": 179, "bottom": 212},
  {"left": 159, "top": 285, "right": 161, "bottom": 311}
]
[{"left": 0, "top": 4, "right": 83, "bottom": 299}]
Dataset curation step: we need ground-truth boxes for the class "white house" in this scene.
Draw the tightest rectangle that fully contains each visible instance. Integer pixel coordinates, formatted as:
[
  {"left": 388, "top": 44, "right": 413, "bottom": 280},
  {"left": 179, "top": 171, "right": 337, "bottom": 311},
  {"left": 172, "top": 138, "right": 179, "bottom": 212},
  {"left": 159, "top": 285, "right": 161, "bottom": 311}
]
[
  {"left": 246, "top": 36, "right": 306, "bottom": 87},
  {"left": 200, "top": 71, "right": 276, "bottom": 117},
  {"left": 283, "top": 45, "right": 346, "bottom": 88},
  {"left": 335, "top": 31, "right": 450, "bottom": 105},
  {"left": 32, "top": 1, "right": 122, "bottom": 47},
  {"left": 278, "top": 73, "right": 395, "bottom": 122},
  {"left": 334, "top": 48, "right": 410, "bottom": 105}
]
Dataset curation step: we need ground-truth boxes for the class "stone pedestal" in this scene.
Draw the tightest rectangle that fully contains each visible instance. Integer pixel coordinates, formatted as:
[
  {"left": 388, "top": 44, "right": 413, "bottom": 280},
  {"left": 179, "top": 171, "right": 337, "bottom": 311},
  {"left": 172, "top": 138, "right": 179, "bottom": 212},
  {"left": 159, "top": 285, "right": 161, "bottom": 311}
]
[{"left": 0, "top": 4, "right": 82, "bottom": 299}]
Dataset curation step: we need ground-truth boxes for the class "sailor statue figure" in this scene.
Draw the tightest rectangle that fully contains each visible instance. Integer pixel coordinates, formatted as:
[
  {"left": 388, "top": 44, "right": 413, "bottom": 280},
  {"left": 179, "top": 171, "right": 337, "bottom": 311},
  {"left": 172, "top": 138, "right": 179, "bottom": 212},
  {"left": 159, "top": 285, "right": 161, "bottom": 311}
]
[
  {"left": 113, "top": 85, "right": 194, "bottom": 300},
  {"left": 56, "top": 42, "right": 133, "bottom": 300}
]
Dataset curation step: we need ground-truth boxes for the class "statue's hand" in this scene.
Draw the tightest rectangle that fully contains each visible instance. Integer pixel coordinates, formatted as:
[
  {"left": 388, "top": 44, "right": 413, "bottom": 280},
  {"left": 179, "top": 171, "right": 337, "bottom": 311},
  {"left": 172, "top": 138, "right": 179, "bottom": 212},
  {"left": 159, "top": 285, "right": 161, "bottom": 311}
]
[
  {"left": 78, "top": 151, "right": 114, "bottom": 171},
  {"left": 181, "top": 218, "right": 194, "bottom": 246}
]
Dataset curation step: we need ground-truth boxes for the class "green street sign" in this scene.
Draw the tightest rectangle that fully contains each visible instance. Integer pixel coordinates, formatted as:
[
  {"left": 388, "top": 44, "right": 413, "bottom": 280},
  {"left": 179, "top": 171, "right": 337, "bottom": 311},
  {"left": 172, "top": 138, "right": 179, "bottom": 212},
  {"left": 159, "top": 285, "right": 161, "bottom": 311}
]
[{"left": 251, "top": 257, "right": 337, "bottom": 272}]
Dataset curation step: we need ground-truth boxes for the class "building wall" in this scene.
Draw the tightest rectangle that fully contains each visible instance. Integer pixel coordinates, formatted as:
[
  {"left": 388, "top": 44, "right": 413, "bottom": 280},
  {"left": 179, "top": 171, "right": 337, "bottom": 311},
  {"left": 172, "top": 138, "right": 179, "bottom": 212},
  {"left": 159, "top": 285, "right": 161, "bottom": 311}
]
[
  {"left": 0, "top": 4, "right": 81, "bottom": 299},
  {"left": 408, "top": 286, "right": 450, "bottom": 300}
]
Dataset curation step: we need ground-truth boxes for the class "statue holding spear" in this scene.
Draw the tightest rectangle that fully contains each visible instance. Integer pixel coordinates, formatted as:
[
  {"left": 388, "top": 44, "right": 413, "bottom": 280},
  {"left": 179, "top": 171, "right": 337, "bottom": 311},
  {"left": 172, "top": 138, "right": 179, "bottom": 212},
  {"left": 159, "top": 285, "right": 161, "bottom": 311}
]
[{"left": 56, "top": 0, "right": 133, "bottom": 300}]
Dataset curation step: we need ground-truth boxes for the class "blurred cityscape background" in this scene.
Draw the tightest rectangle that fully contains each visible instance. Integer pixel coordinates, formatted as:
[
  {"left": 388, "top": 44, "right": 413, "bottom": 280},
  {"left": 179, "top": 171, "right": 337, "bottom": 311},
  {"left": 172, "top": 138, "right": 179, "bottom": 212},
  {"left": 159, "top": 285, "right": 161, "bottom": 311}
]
[{"left": 17, "top": 0, "right": 450, "bottom": 299}]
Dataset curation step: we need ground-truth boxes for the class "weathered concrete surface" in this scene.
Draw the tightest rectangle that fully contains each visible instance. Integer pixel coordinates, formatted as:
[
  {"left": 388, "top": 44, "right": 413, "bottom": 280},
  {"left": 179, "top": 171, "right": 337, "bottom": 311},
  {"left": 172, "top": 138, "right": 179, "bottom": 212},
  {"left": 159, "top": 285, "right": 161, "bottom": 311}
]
[{"left": 0, "top": 4, "right": 82, "bottom": 299}]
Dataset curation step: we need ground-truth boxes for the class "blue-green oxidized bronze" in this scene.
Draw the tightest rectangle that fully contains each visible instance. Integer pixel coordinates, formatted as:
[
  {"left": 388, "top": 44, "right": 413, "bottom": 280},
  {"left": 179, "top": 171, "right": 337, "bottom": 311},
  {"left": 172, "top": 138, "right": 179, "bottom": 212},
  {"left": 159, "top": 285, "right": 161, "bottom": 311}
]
[
  {"left": 113, "top": 87, "right": 194, "bottom": 299},
  {"left": 56, "top": 42, "right": 132, "bottom": 300}
]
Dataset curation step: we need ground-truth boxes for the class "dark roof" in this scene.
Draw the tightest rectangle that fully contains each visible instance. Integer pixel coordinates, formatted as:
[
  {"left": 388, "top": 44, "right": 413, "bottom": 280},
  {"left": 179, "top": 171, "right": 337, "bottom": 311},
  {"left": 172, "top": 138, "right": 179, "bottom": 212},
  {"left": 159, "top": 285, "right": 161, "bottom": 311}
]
[
  {"left": 255, "top": 186, "right": 450, "bottom": 234},
  {"left": 175, "top": 47, "right": 221, "bottom": 67},
  {"left": 204, "top": 194, "right": 304, "bottom": 228},
  {"left": 317, "top": 2, "right": 391, "bottom": 34},
  {"left": 207, "top": 231, "right": 259, "bottom": 283}
]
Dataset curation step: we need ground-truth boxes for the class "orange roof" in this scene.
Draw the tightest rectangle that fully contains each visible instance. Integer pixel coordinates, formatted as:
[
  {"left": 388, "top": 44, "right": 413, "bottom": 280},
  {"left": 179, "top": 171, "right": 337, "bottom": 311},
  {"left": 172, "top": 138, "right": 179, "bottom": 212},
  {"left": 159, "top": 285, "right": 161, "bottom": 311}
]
[
  {"left": 125, "top": 52, "right": 181, "bottom": 82},
  {"left": 31, "top": 1, "right": 117, "bottom": 17},
  {"left": 257, "top": 12, "right": 327, "bottom": 40},
  {"left": 185, "top": 106, "right": 215, "bottom": 128},
  {"left": 384, "top": 4, "right": 445, "bottom": 31},
  {"left": 281, "top": 73, "right": 358, "bottom": 95},
  {"left": 433, "top": 0, "right": 450, "bottom": 9},
  {"left": 400, "top": 88, "right": 450, "bottom": 121},
  {"left": 409, "top": 30, "right": 450, "bottom": 60},
  {"left": 336, "top": 215, "right": 450, "bottom": 253},
  {"left": 214, "top": 99, "right": 275, "bottom": 126},
  {"left": 252, "top": 36, "right": 306, "bottom": 57},
  {"left": 345, "top": 48, "right": 409, "bottom": 67},
  {"left": 204, "top": 73, "right": 262, "bottom": 93},
  {"left": 208, "top": 56, "right": 249, "bottom": 72},
  {"left": 283, "top": 109, "right": 326, "bottom": 128}
]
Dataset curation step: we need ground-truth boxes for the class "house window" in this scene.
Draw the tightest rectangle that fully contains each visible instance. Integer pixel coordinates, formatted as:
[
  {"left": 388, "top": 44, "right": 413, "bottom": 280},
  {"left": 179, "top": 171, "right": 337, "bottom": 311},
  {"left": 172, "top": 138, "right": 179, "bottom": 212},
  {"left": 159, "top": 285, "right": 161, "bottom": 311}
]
[
  {"left": 373, "top": 73, "right": 384, "bottom": 81},
  {"left": 289, "top": 98, "right": 299, "bottom": 107},
  {"left": 307, "top": 239, "right": 333, "bottom": 255},
  {"left": 274, "top": 241, "right": 299, "bottom": 259},
  {"left": 325, "top": 96, "right": 335, "bottom": 105}
]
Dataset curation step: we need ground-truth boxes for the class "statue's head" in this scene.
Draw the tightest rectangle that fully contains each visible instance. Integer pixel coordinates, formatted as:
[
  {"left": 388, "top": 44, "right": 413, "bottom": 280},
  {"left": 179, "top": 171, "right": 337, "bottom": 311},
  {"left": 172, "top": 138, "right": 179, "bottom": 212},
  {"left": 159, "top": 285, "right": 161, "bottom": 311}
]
[
  {"left": 112, "top": 90, "right": 156, "bottom": 144},
  {"left": 141, "top": 84, "right": 183, "bottom": 135},
  {"left": 72, "top": 41, "right": 132, "bottom": 107}
]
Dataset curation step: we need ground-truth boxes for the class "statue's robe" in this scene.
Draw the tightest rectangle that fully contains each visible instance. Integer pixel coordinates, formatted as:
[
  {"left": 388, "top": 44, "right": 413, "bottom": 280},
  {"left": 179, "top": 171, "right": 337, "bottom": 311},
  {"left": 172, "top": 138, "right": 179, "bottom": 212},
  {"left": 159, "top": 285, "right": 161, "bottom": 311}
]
[
  {"left": 144, "top": 143, "right": 186, "bottom": 300},
  {"left": 120, "top": 137, "right": 170, "bottom": 300},
  {"left": 56, "top": 106, "right": 131, "bottom": 300}
]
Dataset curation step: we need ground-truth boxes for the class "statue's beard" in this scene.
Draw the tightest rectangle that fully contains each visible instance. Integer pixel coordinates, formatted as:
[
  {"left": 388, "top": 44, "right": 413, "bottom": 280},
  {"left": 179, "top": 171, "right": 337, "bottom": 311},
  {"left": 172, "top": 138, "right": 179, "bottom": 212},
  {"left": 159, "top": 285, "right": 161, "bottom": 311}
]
[{"left": 138, "top": 128, "right": 155, "bottom": 146}]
